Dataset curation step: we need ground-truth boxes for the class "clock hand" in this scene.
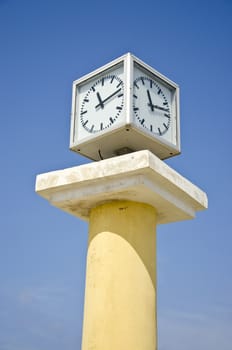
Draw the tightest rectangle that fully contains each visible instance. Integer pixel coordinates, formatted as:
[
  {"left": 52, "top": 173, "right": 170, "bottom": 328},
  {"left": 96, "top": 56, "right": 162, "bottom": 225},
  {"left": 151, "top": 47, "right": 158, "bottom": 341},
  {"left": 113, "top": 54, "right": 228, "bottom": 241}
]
[
  {"left": 146, "top": 91, "right": 169, "bottom": 113},
  {"left": 96, "top": 92, "right": 104, "bottom": 109},
  {"left": 153, "top": 105, "right": 169, "bottom": 112},
  {"left": 95, "top": 88, "right": 122, "bottom": 109},
  {"left": 146, "top": 90, "right": 154, "bottom": 112}
]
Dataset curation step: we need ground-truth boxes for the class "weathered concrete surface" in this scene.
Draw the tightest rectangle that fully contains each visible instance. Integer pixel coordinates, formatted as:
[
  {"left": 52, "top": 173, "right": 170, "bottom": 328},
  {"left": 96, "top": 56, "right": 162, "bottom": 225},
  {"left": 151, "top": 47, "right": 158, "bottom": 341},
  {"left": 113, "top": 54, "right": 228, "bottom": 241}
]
[{"left": 35, "top": 150, "right": 208, "bottom": 224}]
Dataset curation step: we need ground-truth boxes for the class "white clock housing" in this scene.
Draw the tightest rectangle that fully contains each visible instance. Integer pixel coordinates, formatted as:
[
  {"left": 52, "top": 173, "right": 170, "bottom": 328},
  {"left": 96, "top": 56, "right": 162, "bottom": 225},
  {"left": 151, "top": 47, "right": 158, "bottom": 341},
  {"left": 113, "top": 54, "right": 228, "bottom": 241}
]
[{"left": 70, "top": 53, "right": 180, "bottom": 160}]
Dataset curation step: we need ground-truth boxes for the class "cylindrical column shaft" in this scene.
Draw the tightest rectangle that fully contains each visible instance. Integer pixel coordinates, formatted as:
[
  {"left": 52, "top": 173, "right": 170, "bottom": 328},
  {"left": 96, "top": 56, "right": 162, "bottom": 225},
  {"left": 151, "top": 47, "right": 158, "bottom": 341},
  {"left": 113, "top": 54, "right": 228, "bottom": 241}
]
[{"left": 81, "top": 200, "right": 157, "bottom": 350}]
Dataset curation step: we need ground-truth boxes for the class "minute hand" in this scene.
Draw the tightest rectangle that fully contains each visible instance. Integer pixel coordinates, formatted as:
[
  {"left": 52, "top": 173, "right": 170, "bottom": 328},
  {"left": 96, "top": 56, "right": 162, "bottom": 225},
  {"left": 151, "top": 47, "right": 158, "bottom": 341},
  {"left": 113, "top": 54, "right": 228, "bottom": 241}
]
[
  {"left": 154, "top": 105, "right": 169, "bottom": 112},
  {"left": 147, "top": 89, "right": 154, "bottom": 111},
  {"left": 95, "top": 88, "right": 122, "bottom": 109}
]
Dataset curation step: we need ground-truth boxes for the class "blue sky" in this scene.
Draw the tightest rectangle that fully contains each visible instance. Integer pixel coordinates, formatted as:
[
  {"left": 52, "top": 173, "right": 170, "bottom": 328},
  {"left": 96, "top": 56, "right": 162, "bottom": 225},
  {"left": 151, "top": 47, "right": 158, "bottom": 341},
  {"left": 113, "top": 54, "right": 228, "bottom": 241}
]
[{"left": 0, "top": 0, "right": 232, "bottom": 349}]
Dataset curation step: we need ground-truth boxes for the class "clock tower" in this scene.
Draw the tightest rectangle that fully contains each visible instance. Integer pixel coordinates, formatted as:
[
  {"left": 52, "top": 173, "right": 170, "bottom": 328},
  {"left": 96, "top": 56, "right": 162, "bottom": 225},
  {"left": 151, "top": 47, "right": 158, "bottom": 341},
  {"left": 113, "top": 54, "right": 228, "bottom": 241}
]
[{"left": 36, "top": 53, "right": 207, "bottom": 350}]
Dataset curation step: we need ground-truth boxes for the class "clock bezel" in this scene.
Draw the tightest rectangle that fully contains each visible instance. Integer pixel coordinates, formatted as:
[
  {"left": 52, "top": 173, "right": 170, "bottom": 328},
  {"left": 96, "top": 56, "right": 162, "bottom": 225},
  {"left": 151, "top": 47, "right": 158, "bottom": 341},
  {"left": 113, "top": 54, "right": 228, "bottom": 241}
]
[
  {"left": 131, "top": 59, "right": 180, "bottom": 152},
  {"left": 70, "top": 56, "right": 130, "bottom": 149}
]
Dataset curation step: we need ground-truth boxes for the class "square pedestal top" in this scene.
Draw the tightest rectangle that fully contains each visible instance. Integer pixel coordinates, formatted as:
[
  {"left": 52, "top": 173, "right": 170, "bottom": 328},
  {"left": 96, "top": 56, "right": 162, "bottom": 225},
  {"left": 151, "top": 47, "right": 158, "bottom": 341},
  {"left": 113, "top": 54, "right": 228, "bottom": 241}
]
[{"left": 35, "top": 150, "right": 208, "bottom": 224}]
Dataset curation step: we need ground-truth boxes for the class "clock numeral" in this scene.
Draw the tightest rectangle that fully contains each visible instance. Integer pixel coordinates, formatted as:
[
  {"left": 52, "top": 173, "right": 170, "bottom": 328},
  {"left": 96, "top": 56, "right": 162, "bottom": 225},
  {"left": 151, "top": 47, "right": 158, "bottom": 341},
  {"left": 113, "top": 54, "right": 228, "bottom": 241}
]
[
  {"left": 116, "top": 106, "right": 122, "bottom": 110},
  {"left": 81, "top": 110, "right": 87, "bottom": 115},
  {"left": 141, "top": 77, "right": 145, "bottom": 85},
  {"left": 133, "top": 107, "right": 139, "bottom": 111},
  {"left": 83, "top": 120, "right": 88, "bottom": 126},
  {"left": 109, "top": 117, "right": 114, "bottom": 124},
  {"left": 101, "top": 78, "right": 104, "bottom": 86},
  {"left": 158, "top": 127, "right": 162, "bottom": 135},
  {"left": 163, "top": 123, "right": 168, "bottom": 130},
  {"left": 164, "top": 113, "right": 170, "bottom": 119},
  {"left": 100, "top": 122, "right": 103, "bottom": 130},
  {"left": 157, "top": 88, "right": 161, "bottom": 95},
  {"left": 92, "top": 86, "right": 96, "bottom": 92},
  {"left": 163, "top": 101, "right": 168, "bottom": 106},
  {"left": 133, "top": 94, "right": 138, "bottom": 99},
  {"left": 110, "top": 76, "right": 115, "bottom": 84},
  {"left": 150, "top": 125, "right": 153, "bottom": 132},
  {"left": 90, "top": 125, "right": 94, "bottom": 132},
  {"left": 84, "top": 98, "right": 89, "bottom": 102},
  {"left": 141, "top": 119, "right": 145, "bottom": 125},
  {"left": 134, "top": 82, "right": 139, "bottom": 89},
  {"left": 150, "top": 79, "right": 153, "bottom": 89},
  {"left": 117, "top": 93, "right": 123, "bottom": 98},
  {"left": 116, "top": 81, "right": 122, "bottom": 88}
]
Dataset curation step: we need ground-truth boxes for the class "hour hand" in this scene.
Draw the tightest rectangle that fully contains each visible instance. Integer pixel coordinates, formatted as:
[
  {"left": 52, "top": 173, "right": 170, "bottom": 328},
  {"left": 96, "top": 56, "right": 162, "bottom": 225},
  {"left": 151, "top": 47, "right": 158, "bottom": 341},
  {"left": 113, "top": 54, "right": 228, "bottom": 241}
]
[
  {"left": 154, "top": 105, "right": 169, "bottom": 112},
  {"left": 96, "top": 92, "right": 104, "bottom": 109},
  {"left": 146, "top": 90, "right": 154, "bottom": 112}
]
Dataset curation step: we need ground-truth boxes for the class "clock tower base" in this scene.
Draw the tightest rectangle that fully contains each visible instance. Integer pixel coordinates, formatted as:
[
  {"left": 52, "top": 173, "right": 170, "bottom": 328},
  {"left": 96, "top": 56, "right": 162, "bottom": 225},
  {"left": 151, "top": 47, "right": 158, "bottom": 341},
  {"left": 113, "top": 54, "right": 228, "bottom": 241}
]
[{"left": 35, "top": 150, "right": 208, "bottom": 350}]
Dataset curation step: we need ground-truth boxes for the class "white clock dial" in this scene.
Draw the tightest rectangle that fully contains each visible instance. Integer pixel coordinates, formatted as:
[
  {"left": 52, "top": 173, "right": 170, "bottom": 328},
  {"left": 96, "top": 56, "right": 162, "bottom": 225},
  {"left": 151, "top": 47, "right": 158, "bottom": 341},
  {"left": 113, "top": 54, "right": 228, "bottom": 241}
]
[
  {"left": 78, "top": 74, "right": 124, "bottom": 134},
  {"left": 133, "top": 76, "right": 172, "bottom": 137}
]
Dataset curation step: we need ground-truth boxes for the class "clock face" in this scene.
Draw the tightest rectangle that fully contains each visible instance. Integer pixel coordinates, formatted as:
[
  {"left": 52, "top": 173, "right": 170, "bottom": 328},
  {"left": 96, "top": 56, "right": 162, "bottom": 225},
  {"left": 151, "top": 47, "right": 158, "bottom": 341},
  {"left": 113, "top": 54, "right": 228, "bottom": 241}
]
[
  {"left": 132, "top": 64, "right": 176, "bottom": 145},
  {"left": 80, "top": 74, "right": 124, "bottom": 133},
  {"left": 73, "top": 64, "right": 125, "bottom": 143},
  {"left": 133, "top": 76, "right": 171, "bottom": 136}
]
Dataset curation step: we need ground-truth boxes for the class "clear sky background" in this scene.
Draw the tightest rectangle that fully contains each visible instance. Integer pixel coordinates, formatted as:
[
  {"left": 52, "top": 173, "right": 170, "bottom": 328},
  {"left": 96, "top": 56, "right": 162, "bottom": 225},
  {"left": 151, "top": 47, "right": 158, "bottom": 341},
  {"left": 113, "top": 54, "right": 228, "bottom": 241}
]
[{"left": 0, "top": 0, "right": 231, "bottom": 349}]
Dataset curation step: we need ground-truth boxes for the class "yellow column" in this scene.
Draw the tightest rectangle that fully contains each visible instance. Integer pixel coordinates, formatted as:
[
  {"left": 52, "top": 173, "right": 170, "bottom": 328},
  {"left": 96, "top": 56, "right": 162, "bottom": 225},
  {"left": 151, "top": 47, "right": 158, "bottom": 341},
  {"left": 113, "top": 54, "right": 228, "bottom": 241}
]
[{"left": 81, "top": 200, "right": 157, "bottom": 350}]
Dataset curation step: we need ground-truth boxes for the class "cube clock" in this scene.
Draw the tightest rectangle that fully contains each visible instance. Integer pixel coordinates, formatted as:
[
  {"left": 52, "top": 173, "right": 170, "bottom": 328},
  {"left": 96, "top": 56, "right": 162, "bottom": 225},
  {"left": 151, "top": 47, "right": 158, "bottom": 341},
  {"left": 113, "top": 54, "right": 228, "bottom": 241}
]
[{"left": 70, "top": 53, "right": 180, "bottom": 160}]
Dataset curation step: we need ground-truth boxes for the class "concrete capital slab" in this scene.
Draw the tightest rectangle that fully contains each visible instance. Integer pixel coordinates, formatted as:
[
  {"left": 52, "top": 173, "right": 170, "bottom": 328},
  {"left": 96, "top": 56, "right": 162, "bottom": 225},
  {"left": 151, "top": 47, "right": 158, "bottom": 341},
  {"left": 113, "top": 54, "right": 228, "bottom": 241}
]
[{"left": 35, "top": 150, "right": 208, "bottom": 224}]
